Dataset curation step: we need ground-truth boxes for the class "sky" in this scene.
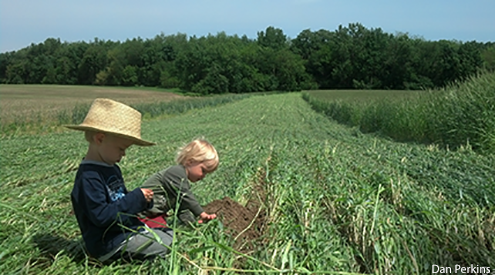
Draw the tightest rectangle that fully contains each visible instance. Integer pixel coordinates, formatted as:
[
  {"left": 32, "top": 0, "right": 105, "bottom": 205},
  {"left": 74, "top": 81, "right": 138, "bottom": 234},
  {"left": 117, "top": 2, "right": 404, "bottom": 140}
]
[{"left": 1, "top": 0, "right": 494, "bottom": 53}]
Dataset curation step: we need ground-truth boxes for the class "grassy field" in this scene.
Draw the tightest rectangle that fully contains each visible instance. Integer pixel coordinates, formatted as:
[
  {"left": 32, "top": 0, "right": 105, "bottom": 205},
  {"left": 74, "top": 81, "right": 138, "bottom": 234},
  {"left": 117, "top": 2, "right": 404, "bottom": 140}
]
[
  {"left": 303, "top": 72, "right": 495, "bottom": 154},
  {"left": 0, "top": 85, "right": 184, "bottom": 126},
  {"left": 1, "top": 89, "right": 494, "bottom": 274},
  {"left": 0, "top": 85, "right": 253, "bottom": 135},
  {"left": 302, "top": 89, "right": 422, "bottom": 102}
]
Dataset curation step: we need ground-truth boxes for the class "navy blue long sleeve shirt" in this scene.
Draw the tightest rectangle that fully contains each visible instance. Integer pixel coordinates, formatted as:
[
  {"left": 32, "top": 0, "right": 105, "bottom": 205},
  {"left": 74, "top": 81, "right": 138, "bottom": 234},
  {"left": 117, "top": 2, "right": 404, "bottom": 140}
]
[{"left": 71, "top": 160, "right": 151, "bottom": 258}]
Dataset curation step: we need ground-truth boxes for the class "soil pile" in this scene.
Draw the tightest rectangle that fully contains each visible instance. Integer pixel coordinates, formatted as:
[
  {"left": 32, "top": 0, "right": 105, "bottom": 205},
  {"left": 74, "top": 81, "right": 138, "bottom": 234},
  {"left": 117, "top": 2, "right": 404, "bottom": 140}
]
[{"left": 203, "top": 196, "right": 265, "bottom": 252}]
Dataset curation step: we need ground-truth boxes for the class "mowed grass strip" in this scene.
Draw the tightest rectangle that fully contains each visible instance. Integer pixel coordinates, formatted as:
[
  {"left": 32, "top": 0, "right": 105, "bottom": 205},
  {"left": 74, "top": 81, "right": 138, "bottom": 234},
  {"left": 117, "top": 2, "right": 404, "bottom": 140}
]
[{"left": 1, "top": 93, "right": 494, "bottom": 274}]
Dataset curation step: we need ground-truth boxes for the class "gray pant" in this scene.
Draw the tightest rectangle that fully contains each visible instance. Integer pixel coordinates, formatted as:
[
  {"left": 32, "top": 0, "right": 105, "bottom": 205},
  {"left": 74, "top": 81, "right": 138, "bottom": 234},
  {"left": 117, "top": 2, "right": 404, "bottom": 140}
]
[{"left": 110, "top": 228, "right": 174, "bottom": 262}]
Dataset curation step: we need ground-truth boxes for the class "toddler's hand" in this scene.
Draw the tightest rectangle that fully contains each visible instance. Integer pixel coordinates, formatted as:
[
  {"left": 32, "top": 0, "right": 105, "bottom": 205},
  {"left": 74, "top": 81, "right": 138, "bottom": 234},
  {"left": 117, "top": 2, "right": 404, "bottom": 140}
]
[
  {"left": 141, "top": 188, "right": 154, "bottom": 203},
  {"left": 198, "top": 212, "right": 216, "bottom": 224}
]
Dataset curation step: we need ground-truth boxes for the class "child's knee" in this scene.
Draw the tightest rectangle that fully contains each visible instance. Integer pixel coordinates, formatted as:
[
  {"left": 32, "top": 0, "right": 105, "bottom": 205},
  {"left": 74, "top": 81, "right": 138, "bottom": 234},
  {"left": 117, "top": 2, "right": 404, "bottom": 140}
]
[{"left": 154, "top": 228, "right": 173, "bottom": 247}]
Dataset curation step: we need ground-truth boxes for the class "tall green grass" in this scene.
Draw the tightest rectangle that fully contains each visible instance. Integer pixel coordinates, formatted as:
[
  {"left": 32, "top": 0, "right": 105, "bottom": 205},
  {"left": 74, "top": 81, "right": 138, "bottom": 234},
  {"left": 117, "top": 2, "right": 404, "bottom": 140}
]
[
  {"left": 303, "top": 71, "right": 495, "bottom": 154},
  {"left": 1, "top": 94, "right": 494, "bottom": 274}
]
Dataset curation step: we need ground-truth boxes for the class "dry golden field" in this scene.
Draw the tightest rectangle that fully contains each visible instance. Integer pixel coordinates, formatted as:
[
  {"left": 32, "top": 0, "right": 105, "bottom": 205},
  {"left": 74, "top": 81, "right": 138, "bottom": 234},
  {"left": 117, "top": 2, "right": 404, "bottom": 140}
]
[{"left": 0, "top": 85, "right": 184, "bottom": 124}]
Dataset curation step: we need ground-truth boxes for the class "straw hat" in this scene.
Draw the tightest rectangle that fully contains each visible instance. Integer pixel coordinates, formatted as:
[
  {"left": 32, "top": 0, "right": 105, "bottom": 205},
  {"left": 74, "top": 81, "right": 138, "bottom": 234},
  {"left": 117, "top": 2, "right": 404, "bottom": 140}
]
[{"left": 65, "top": 98, "right": 155, "bottom": 146}]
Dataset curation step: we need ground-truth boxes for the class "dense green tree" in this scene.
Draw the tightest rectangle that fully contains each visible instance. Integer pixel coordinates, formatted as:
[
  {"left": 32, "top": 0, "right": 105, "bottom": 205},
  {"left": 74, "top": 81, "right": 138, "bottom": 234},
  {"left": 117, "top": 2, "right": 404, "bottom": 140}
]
[
  {"left": 457, "top": 41, "right": 483, "bottom": 79},
  {"left": 192, "top": 63, "right": 229, "bottom": 95},
  {"left": 55, "top": 55, "right": 75, "bottom": 84},
  {"left": 257, "top": 26, "right": 288, "bottom": 50},
  {"left": 0, "top": 24, "right": 490, "bottom": 92},
  {"left": 328, "top": 25, "right": 354, "bottom": 88},
  {"left": 382, "top": 34, "right": 414, "bottom": 89},
  {"left": 122, "top": 65, "right": 138, "bottom": 86},
  {"left": 174, "top": 35, "right": 210, "bottom": 91},
  {"left": 42, "top": 63, "right": 57, "bottom": 84},
  {"left": 291, "top": 29, "right": 334, "bottom": 88},
  {"left": 58, "top": 42, "right": 88, "bottom": 84},
  {"left": 5, "top": 48, "right": 32, "bottom": 84},
  {"left": 78, "top": 41, "right": 109, "bottom": 85},
  {"left": 0, "top": 52, "right": 13, "bottom": 82},
  {"left": 6, "top": 60, "right": 29, "bottom": 84},
  {"left": 481, "top": 44, "right": 495, "bottom": 72}
]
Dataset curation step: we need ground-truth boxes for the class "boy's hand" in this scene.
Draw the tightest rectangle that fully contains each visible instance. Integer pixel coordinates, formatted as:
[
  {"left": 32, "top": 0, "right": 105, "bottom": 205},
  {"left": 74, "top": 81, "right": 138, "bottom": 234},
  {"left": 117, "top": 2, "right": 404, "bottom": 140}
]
[
  {"left": 198, "top": 212, "right": 217, "bottom": 224},
  {"left": 140, "top": 188, "right": 154, "bottom": 203}
]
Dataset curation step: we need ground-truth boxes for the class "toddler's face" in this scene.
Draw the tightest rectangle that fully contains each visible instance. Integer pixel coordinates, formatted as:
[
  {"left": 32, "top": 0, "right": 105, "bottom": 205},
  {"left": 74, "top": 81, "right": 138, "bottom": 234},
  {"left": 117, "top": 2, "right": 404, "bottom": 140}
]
[
  {"left": 185, "top": 161, "right": 209, "bottom": 182},
  {"left": 99, "top": 134, "right": 134, "bottom": 165}
]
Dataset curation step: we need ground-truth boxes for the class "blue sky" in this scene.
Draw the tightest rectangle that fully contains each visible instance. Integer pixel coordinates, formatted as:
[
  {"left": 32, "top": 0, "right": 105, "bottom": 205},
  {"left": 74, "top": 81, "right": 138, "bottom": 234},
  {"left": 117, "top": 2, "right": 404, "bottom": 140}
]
[{"left": 1, "top": 0, "right": 494, "bottom": 53}]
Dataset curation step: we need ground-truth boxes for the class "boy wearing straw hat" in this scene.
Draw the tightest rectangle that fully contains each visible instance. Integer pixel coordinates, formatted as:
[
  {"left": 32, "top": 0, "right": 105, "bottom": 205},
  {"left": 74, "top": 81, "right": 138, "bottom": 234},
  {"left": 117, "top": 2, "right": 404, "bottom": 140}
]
[{"left": 66, "top": 98, "right": 172, "bottom": 262}]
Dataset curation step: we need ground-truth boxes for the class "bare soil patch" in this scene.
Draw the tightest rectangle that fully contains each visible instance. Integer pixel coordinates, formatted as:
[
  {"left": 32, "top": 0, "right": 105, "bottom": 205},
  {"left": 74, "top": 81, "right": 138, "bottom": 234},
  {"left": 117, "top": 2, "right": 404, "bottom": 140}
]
[
  {"left": 202, "top": 169, "right": 268, "bottom": 254},
  {"left": 203, "top": 196, "right": 265, "bottom": 252},
  {"left": 0, "top": 85, "right": 184, "bottom": 123}
]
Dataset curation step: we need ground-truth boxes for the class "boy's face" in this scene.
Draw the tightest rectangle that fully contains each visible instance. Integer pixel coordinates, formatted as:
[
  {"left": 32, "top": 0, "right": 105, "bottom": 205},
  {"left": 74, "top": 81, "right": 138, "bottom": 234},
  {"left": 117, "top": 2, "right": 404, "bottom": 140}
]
[
  {"left": 185, "top": 161, "right": 209, "bottom": 182},
  {"left": 96, "top": 133, "right": 134, "bottom": 165}
]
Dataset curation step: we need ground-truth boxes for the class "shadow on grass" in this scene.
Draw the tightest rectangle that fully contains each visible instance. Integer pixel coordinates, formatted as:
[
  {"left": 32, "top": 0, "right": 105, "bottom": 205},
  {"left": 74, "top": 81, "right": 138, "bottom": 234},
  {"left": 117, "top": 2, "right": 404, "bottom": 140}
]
[
  {"left": 31, "top": 233, "right": 160, "bottom": 268},
  {"left": 32, "top": 233, "right": 91, "bottom": 264}
]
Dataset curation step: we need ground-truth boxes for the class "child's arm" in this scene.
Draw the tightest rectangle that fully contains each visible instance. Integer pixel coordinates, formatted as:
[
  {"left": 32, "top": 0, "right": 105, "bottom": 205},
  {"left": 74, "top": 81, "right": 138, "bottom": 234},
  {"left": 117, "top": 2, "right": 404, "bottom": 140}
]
[
  {"left": 173, "top": 181, "right": 217, "bottom": 223},
  {"left": 147, "top": 166, "right": 216, "bottom": 223},
  {"left": 79, "top": 176, "right": 151, "bottom": 227},
  {"left": 140, "top": 172, "right": 170, "bottom": 217}
]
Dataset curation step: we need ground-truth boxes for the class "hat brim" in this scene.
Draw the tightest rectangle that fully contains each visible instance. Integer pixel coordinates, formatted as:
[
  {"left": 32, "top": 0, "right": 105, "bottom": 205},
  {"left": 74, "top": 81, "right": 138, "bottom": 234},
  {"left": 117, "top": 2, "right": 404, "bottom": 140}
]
[{"left": 65, "top": 125, "right": 156, "bottom": 146}]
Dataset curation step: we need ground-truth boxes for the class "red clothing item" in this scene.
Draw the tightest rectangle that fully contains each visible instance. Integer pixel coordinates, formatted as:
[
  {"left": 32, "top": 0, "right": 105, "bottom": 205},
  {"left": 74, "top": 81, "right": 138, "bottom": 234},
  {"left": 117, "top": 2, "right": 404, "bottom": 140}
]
[{"left": 138, "top": 215, "right": 167, "bottom": 228}]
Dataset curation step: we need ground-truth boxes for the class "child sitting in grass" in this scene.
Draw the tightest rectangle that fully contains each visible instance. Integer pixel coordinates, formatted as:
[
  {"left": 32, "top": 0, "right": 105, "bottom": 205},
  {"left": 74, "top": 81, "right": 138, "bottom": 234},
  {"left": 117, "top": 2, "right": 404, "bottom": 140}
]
[
  {"left": 139, "top": 138, "right": 218, "bottom": 227},
  {"left": 67, "top": 98, "right": 173, "bottom": 262}
]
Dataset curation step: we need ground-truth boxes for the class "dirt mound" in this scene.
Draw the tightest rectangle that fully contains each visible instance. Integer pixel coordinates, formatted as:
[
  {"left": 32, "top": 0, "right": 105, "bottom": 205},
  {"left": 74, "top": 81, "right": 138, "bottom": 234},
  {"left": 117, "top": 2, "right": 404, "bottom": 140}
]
[
  {"left": 203, "top": 167, "right": 269, "bottom": 255},
  {"left": 203, "top": 196, "right": 265, "bottom": 252}
]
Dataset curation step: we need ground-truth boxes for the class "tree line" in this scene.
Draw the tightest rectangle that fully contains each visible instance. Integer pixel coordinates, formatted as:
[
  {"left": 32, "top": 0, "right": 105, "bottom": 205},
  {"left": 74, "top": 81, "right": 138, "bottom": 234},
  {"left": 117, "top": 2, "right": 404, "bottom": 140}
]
[{"left": 1, "top": 23, "right": 494, "bottom": 94}]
